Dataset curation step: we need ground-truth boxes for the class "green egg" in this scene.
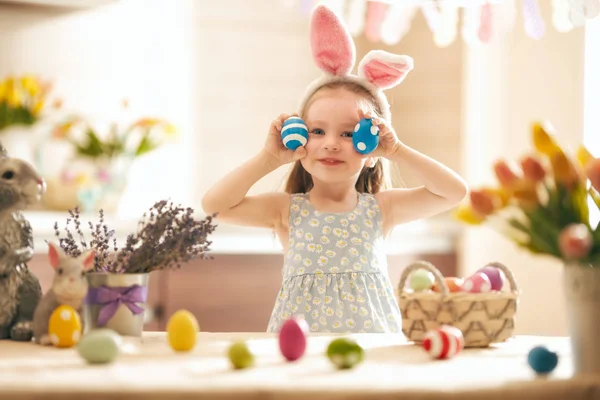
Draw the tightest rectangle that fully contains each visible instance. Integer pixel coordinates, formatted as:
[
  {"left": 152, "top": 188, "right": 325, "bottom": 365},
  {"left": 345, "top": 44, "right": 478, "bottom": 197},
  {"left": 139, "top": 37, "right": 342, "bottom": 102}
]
[
  {"left": 409, "top": 269, "right": 435, "bottom": 291},
  {"left": 76, "top": 329, "right": 122, "bottom": 364},
  {"left": 326, "top": 337, "right": 364, "bottom": 369},
  {"left": 227, "top": 341, "right": 255, "bottom": 369}
]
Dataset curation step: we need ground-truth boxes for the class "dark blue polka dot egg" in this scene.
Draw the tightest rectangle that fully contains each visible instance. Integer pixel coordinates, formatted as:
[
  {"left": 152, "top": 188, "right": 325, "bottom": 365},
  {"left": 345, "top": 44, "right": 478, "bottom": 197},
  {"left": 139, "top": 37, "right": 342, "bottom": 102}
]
[
  {"left": 527, "top": 346, "right": 558, "bottom": 374},
  {"left": 353, "top": 118, "right": 379, "bottom": 154},
  {"left": 281, "top": 117, "right": 308, "bottom": 150}
]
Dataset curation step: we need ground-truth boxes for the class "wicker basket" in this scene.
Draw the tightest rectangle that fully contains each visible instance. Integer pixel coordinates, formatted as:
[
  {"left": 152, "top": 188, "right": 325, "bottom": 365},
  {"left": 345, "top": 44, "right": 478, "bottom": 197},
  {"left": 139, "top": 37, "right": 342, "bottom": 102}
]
[{"left": 397, "top": 260, "right": 519, "bottom": 348}]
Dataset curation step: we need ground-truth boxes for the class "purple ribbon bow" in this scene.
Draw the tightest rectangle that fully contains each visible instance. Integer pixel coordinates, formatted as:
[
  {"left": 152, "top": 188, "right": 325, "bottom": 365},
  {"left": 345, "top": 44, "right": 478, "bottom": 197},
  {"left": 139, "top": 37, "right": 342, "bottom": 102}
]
[{"left": 86, "top": 284, "right": 148, "bottom": 326}]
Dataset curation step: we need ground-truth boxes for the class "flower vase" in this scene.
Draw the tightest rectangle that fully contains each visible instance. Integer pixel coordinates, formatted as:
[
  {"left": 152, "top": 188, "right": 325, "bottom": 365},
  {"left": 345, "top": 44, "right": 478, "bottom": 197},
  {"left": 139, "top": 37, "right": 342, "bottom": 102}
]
[
  {"left": 84, "top": 272, "right": 150, "bottom": 337},
  {"left": 0, "top": 125, "right": 35, "bottom": 164},
  {"left": 563, "top": 263, "right": 600, "bottom": 376}
]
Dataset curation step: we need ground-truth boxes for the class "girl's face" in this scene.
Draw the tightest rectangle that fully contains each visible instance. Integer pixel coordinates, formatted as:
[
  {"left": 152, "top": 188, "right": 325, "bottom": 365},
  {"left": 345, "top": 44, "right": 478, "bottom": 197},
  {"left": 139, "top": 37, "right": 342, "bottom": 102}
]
[{"left": 301, "top": 87, "right": 374, "bottom": 186}]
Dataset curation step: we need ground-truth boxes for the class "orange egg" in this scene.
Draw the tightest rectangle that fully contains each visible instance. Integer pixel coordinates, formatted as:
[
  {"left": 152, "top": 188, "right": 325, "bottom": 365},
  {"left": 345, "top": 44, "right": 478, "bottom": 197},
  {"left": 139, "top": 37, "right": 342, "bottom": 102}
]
[
  {"left": 433, "top": 277, "right": 464, "bottom": 293},
  {"left": 48, "top": 305, "right": 82, "bottom": 348}
]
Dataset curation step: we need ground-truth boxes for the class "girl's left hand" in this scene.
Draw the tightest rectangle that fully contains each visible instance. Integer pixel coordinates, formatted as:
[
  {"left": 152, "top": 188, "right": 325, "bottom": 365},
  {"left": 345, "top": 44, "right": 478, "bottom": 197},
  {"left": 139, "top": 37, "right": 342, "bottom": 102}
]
[{"left": 357, "top": 108, "right": 403, "bottom": 159}]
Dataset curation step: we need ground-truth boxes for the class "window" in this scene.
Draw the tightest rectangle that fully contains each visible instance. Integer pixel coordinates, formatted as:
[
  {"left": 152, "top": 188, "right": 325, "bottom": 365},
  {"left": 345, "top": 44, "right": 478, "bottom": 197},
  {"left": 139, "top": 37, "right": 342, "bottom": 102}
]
[
  {"left": 584, "top": 16, "right": 600, "bottom": 228},
  {"left": 584, "top": 17, "right": 600, "bottom": 154}
]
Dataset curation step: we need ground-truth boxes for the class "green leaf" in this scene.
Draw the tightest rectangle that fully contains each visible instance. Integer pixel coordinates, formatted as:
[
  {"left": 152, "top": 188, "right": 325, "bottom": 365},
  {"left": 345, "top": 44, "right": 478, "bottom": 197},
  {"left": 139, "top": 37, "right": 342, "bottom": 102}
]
[
  {"left": 75, "top": 128, "right": 105, "bottom": 157},
  {"left": 135, "top": 135, "right": 155, "bottom": 156}
]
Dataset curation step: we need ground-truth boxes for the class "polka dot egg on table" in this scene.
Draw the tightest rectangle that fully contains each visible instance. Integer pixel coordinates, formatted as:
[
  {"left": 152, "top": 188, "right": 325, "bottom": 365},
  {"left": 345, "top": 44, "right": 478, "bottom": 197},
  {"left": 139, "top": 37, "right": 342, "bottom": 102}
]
[
  {"left": 281, "top": 117, "right": 308, "bottom": 150},
  {"left": 353, "top": 118, "right": 379, "bottom": 154},
  {"left": 48, "top": 305, "right": 83, "bottom": 348}
]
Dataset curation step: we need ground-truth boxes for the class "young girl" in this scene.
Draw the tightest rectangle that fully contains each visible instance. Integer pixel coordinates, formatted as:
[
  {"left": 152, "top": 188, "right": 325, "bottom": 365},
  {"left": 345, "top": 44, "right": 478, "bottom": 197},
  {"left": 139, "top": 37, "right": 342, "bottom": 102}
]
[{"left": 201, "top": 5, "right": 468, "bottom": 334}]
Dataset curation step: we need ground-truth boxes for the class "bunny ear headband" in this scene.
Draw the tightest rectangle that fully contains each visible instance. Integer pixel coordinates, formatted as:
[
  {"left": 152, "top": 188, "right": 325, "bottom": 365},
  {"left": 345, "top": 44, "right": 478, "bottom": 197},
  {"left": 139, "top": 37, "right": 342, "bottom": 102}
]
[{"left": 298, "top": 4, "right": 414, "bottom": 123}]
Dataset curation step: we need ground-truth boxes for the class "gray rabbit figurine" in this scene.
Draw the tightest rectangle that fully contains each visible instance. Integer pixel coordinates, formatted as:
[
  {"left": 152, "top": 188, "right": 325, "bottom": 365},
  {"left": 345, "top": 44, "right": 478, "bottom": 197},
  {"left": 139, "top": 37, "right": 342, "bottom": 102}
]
[
  {"left": 0, "top": 142, "right": 47, "bottom": 341},
  {"left": 32, "top": 242, "right": 95, "bottom": 345}
]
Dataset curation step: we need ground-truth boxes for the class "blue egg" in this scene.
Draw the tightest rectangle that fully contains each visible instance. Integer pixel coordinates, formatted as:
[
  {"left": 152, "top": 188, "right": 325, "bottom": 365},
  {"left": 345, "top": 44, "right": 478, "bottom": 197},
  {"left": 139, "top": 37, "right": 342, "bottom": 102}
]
[
  {"left": 282, "top": 117, "right": 308, "bottom": 150},
  {"left": 527, "top": 346, "right": 558, "bottom": 374},
  {"left": 352, "top": 118, "right": 379, "bottom": 155}
]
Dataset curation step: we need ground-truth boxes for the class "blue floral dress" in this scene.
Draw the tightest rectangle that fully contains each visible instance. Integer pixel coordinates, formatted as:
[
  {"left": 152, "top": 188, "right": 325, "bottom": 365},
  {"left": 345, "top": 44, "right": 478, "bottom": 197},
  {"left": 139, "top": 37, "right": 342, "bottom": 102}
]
[{"left": 267, "top": 192, "right": 403, "bottom": 333}]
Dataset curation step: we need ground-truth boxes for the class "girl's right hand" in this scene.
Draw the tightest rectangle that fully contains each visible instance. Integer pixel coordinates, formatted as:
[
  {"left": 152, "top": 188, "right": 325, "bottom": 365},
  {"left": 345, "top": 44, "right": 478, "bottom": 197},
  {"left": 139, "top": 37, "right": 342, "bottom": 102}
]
[{"left": 263, "top": 113, "right": 307, "bottom": 166}]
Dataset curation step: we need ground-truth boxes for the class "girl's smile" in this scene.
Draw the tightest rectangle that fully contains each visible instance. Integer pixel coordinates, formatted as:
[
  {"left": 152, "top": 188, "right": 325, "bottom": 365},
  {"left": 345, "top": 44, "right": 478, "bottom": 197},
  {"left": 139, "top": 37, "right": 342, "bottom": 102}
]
[{"left": 318, "top": 157, "right": 344, "bottom": 166}]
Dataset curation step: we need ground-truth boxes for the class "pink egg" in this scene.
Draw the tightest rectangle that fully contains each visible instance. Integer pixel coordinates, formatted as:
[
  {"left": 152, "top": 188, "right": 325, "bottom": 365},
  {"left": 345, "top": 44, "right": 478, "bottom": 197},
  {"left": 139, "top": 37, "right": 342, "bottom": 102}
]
[
  {"left": 477, "top": 265, "right": 504, "bottom": 291},
  {"left": 462, "top": 272, "right": 492, "bottom": 293},
  {"left": 278, "top": 317, "right": 309, "bottom": 361},
  {"left": 423, "top": 325, "right": 464, "bottom": 359}
]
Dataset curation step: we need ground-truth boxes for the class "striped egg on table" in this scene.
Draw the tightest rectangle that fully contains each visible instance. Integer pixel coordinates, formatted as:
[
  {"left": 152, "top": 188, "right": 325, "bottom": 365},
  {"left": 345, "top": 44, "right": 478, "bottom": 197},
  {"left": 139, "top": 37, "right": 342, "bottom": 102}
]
[
  {"left": 352, "top": 118, "right": 379, "bottom": 154},
  {"left": 422, "top": 325, "right": 464, "bottom": 360},
  {"left": 281, "top": 117, "right": 308, "bottom": 150}
]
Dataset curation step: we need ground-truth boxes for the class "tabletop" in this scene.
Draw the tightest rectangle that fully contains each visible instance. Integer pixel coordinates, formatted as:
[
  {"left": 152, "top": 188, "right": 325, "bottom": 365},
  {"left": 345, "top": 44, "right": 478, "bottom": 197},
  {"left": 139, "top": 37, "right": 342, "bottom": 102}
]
[{"left": 1, "top": 332, "right": 599, "bottom": 400}]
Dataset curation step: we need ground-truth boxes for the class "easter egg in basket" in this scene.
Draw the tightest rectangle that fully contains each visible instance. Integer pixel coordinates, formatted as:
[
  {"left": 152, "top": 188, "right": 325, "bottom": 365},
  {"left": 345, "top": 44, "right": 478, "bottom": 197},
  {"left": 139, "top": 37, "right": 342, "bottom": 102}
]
[
  {"left": 477, "top": 264, "right": 505, "bottom": 291},
  {"left": 409, "top": 269, "right": 435, "bottom": 291},
  {"left": 353, "top": 118, "right": 379, "bottom": 154},
  {"left": 432, "top": 277, "right": 464, "bottom": 293},
  {"left": 281, "top": 117, "right": 308, "bottom": 150},
  {"left": 48, "top": 305, "right": 83, "bottom": 348},
  {"left": 462, "top": 272, "right": 492, "bottom": 293}
]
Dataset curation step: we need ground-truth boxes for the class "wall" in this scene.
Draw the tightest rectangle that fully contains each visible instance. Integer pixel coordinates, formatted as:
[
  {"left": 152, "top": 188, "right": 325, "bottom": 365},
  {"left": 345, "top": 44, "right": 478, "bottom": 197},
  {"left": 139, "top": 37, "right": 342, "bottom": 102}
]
[
  {"left": 0, "top": 0, "right": 465, "bottom": 219},
  {"left": 0, "top": 0, "right": 196, "bottom": 218},
  {"left": 354, "top": 13, "right": 464, "bottom": 189},
  {"left": 459, "top": 0, "right": 586, "bottom": 336},
  {"left": 192, "top": 1, "right": 465, "bottom": 199}
]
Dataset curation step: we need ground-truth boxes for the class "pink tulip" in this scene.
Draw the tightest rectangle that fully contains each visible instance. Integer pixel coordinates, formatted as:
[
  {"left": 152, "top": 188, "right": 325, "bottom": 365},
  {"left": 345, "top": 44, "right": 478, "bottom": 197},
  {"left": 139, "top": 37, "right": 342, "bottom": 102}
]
[
  {"left": 558, "top": 223, "right": 593, "bottom": 260},
  {"left": 520, "top": 156, "right": 546, "bottom": 182},
  {"left": 586, "top": 158, "right": 600, "bottom": 193},
  {"left": 469, "top": 190, "right": 500, "bottom": 216},
  {"left": 493, "top": 160, "right": 522, "bottom": 187}
]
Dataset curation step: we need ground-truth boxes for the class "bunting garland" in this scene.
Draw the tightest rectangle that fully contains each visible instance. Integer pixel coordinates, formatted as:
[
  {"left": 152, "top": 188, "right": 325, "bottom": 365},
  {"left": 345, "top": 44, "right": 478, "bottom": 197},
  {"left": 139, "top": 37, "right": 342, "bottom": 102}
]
[{"left": 284, "top": 0, "right": 600, "bottom": 46}]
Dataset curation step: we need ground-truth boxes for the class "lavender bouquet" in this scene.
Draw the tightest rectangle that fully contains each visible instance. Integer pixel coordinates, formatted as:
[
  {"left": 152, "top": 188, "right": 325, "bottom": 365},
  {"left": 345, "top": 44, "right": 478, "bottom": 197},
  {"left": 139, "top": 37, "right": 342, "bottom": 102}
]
[{"left": 53, "top": 200, "right": 217, "bottom": 273}]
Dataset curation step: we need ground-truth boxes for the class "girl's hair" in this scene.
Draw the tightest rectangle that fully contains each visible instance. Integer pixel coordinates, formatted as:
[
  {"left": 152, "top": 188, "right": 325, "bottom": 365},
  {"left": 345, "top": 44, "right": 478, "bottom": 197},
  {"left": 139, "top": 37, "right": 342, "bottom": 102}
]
[{"left": 284, "top": 80, "right": 393, "bottom": 194}]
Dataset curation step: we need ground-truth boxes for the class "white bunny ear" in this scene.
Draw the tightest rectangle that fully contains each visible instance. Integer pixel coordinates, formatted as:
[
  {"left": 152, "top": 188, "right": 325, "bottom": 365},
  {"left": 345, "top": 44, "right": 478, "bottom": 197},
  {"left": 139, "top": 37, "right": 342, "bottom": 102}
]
[
  {"left": 357, "top": 50, "right": 414, "bottom": 90},
  {"left": 310, "top": 4, "right": 356, "bottom": 76}
]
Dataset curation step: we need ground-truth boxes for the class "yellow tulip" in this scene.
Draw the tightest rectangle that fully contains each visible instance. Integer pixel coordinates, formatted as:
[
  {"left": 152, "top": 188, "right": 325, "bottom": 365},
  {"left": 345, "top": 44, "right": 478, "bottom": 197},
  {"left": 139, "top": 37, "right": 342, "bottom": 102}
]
[
  {"left": 454, "top": 203, "right": 485, "bottom": 225},
  {"left": 532, "top": 121, "right": 561, "bottom": 156},
  {"left": 576, "top": 145, "right": 594, "bottom": 168},
  {"left": 20, "top": 75, "right": 40, "bottom": 97},
  {"left": 135, "top": 118, "right": 161, "bottom": 127},
  {"left": 52, "top": 121, "right": 75, "bottom": 139},
  {"left": 6, "top": 89, "right": 21, "bottom": 108},
  {"left": 75, "top": 173, "right": 89, "bottom": 186},
  {"left": 4, "top": 78, "right": 21, "bottom": 108},
  {"left": 32, "top": 100, "right": 44, "bottom": 116},
  {"left": 550, "top": 150, "right": 579, "bottom": 188},
  {"left": 512, "top": 184, "right": 540, "bottom": 210},
  {"left": 164, "top": 123, "right": 177, "bottom": 137},
  {"left": 482, "top": 187, "right": 511, "bottom": 207},
  {"left": 0, "top": 81, "right": 7, "bottom": 102}
]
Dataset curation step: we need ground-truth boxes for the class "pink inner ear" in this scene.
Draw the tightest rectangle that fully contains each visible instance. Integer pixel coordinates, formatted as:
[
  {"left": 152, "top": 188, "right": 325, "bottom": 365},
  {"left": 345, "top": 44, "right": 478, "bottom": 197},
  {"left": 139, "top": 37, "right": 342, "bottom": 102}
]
[
  {"left": 310, "top": 5, "right": 355, "bottom": 75},
  {"left": 48, "top": 244, "right": 59, "bottom": 269},
  {"left": 362, "top": 59, "right": 410, "bottom": 88},
  {"left": 82, "top": 250, "right": 95, "bottom": 271}
]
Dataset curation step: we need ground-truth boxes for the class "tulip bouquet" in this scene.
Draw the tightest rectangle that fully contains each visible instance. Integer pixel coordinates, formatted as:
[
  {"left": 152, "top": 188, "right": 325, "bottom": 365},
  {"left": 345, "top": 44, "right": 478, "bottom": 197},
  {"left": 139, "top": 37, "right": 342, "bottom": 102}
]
[
  {"left": 0, "top": 74, "right": 54, "bottom": 130},
  {"left": 455, "top": 121, "right": 600, "bottom": 265}
]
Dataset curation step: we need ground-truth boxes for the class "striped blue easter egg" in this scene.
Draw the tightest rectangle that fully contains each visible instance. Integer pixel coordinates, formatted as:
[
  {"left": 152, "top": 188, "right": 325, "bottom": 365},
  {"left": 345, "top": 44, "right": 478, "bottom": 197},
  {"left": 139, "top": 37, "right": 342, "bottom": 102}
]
[
  {"left": 281, "top": 117, "right": 308, "bottom": 150},
  {"left": 353, "top": 118, "right": 379, "bottom": 155}
]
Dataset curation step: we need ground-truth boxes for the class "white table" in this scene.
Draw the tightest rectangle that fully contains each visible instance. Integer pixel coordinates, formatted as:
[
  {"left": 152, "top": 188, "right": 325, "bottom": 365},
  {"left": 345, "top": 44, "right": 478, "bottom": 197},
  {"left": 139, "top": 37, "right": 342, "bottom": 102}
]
[{"left": 0, "top": 332, "right": 598, "bottom": 400}]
